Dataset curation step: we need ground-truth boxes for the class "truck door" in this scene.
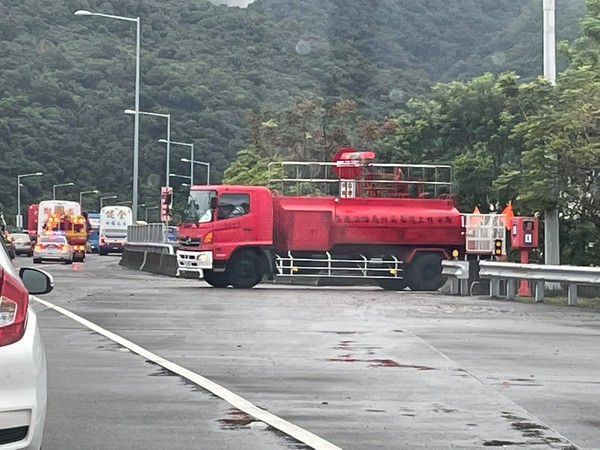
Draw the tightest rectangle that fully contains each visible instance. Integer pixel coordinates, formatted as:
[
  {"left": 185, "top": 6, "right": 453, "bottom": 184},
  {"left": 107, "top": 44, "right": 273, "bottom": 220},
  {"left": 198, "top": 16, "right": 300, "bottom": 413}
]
[
  {"left": 213, "top": 192, "right": 264, "bottom": 259},
  {"left": 215, "top": 193, "right": 256, "bottom": 236}
]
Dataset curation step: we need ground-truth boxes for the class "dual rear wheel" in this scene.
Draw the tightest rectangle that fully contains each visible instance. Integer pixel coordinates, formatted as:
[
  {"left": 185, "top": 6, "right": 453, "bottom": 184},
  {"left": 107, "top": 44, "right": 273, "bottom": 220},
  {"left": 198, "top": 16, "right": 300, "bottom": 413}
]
[
  {"left": 378, "top": 253, "right": 445, "bottom": 292},
  {"left": 203, "top": 249, "right": 263, "bottom": 289}
]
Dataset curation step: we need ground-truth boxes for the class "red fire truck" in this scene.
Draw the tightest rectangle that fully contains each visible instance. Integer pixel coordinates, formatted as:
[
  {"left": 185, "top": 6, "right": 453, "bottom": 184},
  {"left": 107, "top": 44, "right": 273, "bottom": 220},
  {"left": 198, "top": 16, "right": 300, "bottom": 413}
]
[
  {"left": 27, "top": 204, "right": 39, "bottom": 237},
  {"left": 176, "top": 149, "right": 504, "bottom": 289}
]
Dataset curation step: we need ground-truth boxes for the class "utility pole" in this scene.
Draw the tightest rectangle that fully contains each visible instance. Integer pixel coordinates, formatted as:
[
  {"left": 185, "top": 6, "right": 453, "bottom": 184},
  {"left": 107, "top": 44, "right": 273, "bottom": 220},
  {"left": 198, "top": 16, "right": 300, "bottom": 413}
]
[{"left": 543, "top": 0, "right": 560, "bottom": 269}]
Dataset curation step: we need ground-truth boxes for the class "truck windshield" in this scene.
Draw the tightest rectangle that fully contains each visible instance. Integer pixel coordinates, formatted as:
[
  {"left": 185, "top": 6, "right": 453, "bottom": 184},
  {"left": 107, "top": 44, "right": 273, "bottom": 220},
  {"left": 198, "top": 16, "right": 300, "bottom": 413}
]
[{"left": 184, "top": 190, "right": 215, "bottom": 223}]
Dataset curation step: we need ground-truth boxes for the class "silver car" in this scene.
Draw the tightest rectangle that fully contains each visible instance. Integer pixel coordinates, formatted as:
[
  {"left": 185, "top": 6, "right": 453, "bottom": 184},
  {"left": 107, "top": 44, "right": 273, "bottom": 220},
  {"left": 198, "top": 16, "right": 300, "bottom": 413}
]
[
  {"left": 12, "top": 233, "right": 34, "bottom": 257},
  {"left": 33, "top": 235, "right": 73, "bottom": 264}
]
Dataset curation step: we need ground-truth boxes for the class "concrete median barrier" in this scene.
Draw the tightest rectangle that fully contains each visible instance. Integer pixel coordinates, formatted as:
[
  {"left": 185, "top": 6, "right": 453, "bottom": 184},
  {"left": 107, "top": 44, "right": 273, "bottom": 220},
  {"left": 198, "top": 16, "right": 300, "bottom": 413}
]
[
  {"left": 120, "top": 243, "right": 178, "bottom": 277},
  {"left": 141, "top": 251, "right": 162, "bottom": 274},
  {"left": 120, "top": 245, "right": 146, "bottom": 270},
  {"left": 157, "top": 253, "right": 178, "bottom": 277}
]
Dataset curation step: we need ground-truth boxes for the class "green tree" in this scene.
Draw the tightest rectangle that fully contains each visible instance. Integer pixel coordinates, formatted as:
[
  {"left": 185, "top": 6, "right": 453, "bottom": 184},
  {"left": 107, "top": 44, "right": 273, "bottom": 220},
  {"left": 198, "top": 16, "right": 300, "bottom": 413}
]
[
  {"left": 223, "top": 98, "right": 396, "bottom": 185},
  {"left": 378, "top": 72, "right": 523, "bottom": 212}
]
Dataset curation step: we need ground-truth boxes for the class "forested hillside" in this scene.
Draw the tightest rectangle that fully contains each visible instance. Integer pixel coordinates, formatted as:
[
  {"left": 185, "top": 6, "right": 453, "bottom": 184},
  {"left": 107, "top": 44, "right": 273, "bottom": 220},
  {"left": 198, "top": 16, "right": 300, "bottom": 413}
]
[{"left": 0, "top": 0, "right": 586, "bottom": 222}]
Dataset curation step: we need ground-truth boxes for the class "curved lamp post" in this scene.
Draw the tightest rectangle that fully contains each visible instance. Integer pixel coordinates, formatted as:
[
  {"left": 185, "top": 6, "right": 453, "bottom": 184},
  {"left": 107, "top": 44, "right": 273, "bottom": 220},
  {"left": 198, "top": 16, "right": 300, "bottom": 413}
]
[
  {"left": 53, "top": 182, "right": 74, "bottom": 200},
  {"left": 143, "top": 205, "right": 158, "bottom": 222},
  {"left": 17, "top": 172, "right": 43, "bottom": 228},
  {"left": 126, "top": 110, "right": 171, "bottom": 187},
  {"left": 168, "top": 173, "right": 191, "bottom": 182},
  {"left": 79, "top": 189, "right": 99, "bottom": 208},
  {"left": 75, "top": 10, "right": 141, "bottom": 222},
  {"left": 181, "top": 157, "right": 210, "bottom": 185},
  {"left": 100, "top": 195, "right": 118, "bottom": 209}
]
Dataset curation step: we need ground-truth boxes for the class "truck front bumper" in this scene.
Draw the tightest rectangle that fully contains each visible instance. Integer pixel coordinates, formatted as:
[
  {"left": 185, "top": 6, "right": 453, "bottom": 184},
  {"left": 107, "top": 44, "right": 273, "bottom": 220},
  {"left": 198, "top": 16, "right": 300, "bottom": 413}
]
[{"left": 176, "top": 250, "right": 213, "bottom": 277}]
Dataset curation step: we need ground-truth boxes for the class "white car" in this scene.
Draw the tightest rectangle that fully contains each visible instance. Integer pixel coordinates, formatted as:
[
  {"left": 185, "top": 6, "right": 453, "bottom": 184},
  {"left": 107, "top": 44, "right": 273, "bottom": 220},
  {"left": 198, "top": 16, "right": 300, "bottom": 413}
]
[
  {"left": 33, "top": 235, "right": 72, "bottom": 264},
  {"left": 0, "top": 241, "right": 54, "bottom": 449}
]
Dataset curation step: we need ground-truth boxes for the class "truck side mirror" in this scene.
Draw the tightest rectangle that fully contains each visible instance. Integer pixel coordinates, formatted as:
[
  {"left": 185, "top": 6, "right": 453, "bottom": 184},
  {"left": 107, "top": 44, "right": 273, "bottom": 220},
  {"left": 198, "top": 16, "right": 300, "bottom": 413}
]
[{"left": 210, "top": 196, "right": 218, "bottom": 210}]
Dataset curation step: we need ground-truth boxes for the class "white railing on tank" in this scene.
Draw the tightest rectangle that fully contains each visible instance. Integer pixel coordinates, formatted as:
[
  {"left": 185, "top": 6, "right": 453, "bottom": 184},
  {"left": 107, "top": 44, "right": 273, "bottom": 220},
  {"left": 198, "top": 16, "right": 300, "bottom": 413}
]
[
  {"left": 275, "top": 251, "right": 403, "bottom": 279},
  {"left": 268, "top": 161, "right": 453, "bottom": 199},
  {"left": 462, "top": 214, "right": 506, "bottom": 255},
  {"left": 127, "top": 223, "right": 168, "bottom": 243}
]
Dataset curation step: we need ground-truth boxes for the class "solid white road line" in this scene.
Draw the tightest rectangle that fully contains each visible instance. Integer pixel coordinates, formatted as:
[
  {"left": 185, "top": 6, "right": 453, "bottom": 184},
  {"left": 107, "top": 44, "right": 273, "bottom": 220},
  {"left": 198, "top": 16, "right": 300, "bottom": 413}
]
[{"left": 33, "top": 296, "right": 342, "bottom": 450}]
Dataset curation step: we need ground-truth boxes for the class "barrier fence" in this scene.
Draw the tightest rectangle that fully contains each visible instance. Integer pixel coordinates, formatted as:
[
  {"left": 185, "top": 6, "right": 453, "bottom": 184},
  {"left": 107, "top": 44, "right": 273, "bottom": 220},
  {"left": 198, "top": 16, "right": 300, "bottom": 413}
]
[
  {"left": 127, "top": 223, "right": 178, "bottom": 244},
  {"left": 478, "top": 261, "right": 600, "bottom": 306},
  {"left": 442, "top": 259, "right": 600, "bottom": 306}
]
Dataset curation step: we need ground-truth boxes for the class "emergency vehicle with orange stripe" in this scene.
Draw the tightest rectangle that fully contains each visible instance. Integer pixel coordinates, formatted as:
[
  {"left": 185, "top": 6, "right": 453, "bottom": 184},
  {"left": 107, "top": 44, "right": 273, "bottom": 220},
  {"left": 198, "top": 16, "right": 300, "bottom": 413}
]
[{"left": 37, "top": 200, "right": 87, "bottom": 262}]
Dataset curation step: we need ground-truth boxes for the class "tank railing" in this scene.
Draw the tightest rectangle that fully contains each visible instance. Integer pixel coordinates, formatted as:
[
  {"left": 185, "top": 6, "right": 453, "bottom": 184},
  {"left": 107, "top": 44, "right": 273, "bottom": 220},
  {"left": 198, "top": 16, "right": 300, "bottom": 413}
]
[
  {"left": 275, "top": 251, "right": 403, "bottom": 279},
  {"left": 462, "top": 214, "right": 507, "bottom": 255},
  {"left": 268, "top": 161, "right": 453, "bottom": 199},
  {"left": 127, "top": 223, "right": 167, "bottom": 243}
]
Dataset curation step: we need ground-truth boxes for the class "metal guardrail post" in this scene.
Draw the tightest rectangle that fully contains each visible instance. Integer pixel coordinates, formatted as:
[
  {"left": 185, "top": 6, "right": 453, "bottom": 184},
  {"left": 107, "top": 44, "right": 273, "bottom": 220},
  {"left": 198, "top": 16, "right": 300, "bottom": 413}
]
[
  {"left": 441, "top": 260, "right": 470, "bottom": 296},
  {"left": 449, "top": 278, "right": 459, "bottom": 295},
  {"left": 460, "top": 279, "right": 469, "bottom": 295},
  {"left": 568, "top": 284, "right": 578, "bottom": 306},
  {"left": 489, "top": 278, "right": 500, "bottom": 298},
  {"left": 535, "top": 281, "right": 545, "bottom": 303},
  {"left": 506, "top": 279, "right": 517, "bottom": 300}
]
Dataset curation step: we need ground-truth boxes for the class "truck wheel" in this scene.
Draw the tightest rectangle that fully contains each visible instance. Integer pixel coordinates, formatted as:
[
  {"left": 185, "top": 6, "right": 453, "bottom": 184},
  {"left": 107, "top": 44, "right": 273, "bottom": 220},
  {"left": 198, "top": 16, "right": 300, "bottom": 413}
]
[
  {"left": 203, "top": 270, "right": 230, "bottom": 288},
  {"left": 228, "top": 250, "right": 263, "bottom": 289},
  {"left": 405, "top": 253, "right": 445, "bottom": 291},
  {"left": 376, "top": 279, "right": 407, "bottom": 291}
]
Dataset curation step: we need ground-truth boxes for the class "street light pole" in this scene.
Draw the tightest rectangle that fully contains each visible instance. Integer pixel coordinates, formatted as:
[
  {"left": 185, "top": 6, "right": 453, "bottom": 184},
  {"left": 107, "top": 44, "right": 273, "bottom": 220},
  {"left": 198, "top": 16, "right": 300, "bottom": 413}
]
[
  {"left": 543, "top": 0, "right": 556, "bottom": 86},
  {"left": 126, "top": 110, "right": 171, "bottom": 187},
  {"left": 16, "top": 172, "right": 43, "bottom": 228},
  {"left": 169, "top": 173, "right": 191, "bottom": 182},
  {"left": 75, "top": 10, "right": 141, "bottom": 223},
  {"left": 53, "top": 182, "right": 75, "bottom": 200},
  {"left": 181, "top": 157, "right": 210, "bottom": 185},
  {"left": 144, "top": 205, "right": 159, "bottom": 222},
  {"left": 79, "top": 190, "right": 99, "bottom": 208},
  {"left": 134, "top": 16, "right": 140, "bottom": 223},
  {"left": 100, "top": 195, "right": 118, "bottom": 209},
  {"left": 543, "top": 0, "right": 560, "bottom": 269},
  {"left": 17, "top": 178, "right": 20, "bottom": 228},
  {"left": 160, "top": 140, "right": 209, "bottom": 185}
]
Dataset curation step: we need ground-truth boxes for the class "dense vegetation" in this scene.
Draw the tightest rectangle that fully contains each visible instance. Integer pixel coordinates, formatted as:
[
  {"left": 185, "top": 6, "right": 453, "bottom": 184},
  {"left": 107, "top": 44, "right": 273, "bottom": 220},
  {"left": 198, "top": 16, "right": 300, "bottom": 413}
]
[
  {"left": 0, "top": 0, "right": 596, "bottom": 262},
  {"left": 224, "top": 0, "right": 600, "bottom": 264}
]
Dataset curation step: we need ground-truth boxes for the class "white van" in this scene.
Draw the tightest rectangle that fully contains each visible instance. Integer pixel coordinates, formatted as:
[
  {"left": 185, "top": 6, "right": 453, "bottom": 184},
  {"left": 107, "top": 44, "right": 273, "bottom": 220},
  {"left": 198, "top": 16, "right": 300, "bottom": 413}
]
[{"left": 98, "top": 206, "right": 133, "bottom": 255}]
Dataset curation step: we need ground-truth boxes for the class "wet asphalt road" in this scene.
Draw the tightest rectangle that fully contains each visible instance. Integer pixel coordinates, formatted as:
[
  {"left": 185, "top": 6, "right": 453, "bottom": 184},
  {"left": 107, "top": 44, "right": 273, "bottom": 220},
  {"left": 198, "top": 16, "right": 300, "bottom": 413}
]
[{"left": 16, "top": 254, "right": 600, "bottom": 449}]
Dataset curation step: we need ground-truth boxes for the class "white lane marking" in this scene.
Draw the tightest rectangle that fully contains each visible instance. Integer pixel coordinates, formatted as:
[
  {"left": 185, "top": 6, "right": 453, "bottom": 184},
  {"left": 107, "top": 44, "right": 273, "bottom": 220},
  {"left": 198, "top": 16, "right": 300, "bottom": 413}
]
[{"left": 33, "top": 296, "right": 342, "bottom": 450}]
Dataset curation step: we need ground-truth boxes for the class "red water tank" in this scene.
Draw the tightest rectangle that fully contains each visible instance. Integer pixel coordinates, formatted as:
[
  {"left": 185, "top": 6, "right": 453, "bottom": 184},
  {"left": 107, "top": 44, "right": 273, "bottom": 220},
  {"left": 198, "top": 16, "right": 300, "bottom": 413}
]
[{"left": 272, "top": 196, "right": 463, "bottom": 253}]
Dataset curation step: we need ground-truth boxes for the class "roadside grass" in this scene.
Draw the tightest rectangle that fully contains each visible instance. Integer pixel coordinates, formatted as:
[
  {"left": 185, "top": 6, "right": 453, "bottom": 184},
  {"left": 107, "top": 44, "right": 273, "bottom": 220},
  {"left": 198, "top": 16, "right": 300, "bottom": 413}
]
[{"left": 514, "top": 295, "right": 600, "bottom": 310}]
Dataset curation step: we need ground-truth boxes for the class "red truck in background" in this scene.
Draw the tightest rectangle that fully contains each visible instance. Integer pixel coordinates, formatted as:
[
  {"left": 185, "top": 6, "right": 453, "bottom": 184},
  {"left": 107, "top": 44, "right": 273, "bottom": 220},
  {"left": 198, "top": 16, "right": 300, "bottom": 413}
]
[
  {"left": 176, "top": 148, "right": 504, "bottom": 289},
  {"left": 27, "top": 204, "right": 39, "bottom": 238}
]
